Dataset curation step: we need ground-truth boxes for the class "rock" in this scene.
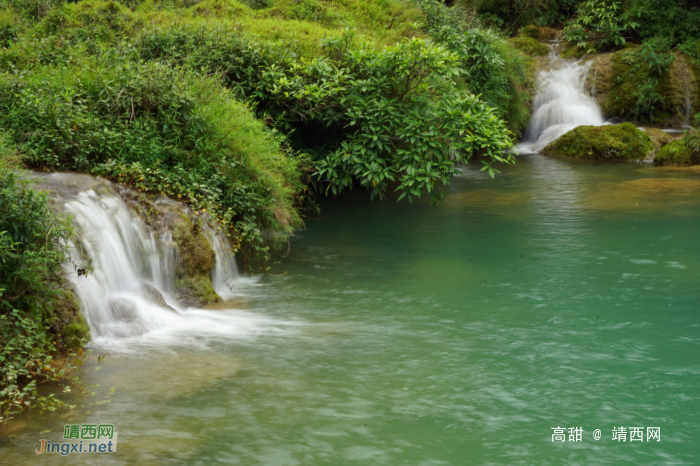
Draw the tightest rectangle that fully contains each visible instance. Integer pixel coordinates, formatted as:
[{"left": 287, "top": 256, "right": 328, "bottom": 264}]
[
  {"left": 508, "top": 37, "right": 548, "bottom": 57},
  {"left": 109, "top": 298, "right": 139, "bottom": 322},
  {"left": 654, "top": 140, "right": 697, "bottom": 165},
  {"left": 518, "top": 25, "right": 558, "bottom": 41},
  {"left": 588, "top": 49, "right": 699, "bottom": 126},
  {"left": 61, "top": 312, "right": 90, "bottom": 349},
  {"left": 542, "top": 123, "right": 655, "bottom": 160},
  {"left": 139, "top": 281, "right": 178, "bottom": 313},
  {"left": 643, "top": 128, "right": 673, "bottom": 152},
  {"left": 172, "top": 214, "right": 221, "bottom": 307}
]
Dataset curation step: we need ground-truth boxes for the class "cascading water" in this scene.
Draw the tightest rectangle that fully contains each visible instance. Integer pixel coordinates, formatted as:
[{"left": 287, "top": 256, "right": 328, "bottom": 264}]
[
  {"left": 33, "top": 173, "right": 259, "bottom": 345},
  {"left": 518, "top": 48, "right": 606, "bottom": 153}
]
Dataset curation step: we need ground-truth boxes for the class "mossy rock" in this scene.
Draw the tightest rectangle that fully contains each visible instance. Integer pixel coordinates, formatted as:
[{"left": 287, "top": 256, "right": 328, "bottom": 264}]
[
  {"left": 560, "top": 43, "right": 589, "bottom": 59},
  {"left": 643, "top": 128, "right": 673, "bottom": 152},
  {"left": 175, "top": 275, "right": 221, "bottom": 308},
  {"left": 508, "top": 37, "right": 548, "bottom": 57},
  {"left": 518, "top": 25, "right": 558, "bottom": 41},
  {"left": 542, "top": 123, "right": 654, "bottom": 160},
  {"left": 594, "top": 50, "right": 700, "bottom": 125},
  {"left": 654, "top": 140, "right": 697, "bottom": 165},
  {"left": 172, "top": 214, "right": 221, "bottom": 306},
  {"left": 173, "top": 214, "right": 216, "bottom": 277},
  {"left": 62, "top": 313, "right": 90, "bottom": 349}
]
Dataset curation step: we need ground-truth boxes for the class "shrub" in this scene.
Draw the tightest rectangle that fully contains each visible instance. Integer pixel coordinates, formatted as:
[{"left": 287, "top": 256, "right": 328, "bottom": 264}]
[
  {"left": 0, "top": 60, "right": 304, "bottom": 267},
  {"left": 0, "top": 137, "right": 86, "bottom": 423},
  {"left": 561, "top": 0, "right": 633, "bottom": 53}
]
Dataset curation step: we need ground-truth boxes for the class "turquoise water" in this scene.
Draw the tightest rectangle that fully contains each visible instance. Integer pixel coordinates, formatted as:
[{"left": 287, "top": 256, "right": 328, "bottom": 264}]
[{"left": 2, "top": 154, "right": 700, "bottom": 465}]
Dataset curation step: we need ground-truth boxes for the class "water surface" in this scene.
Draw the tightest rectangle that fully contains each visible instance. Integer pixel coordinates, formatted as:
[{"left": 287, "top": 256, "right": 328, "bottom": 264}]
[{"left": 2, "top": 154, "right": 699, "bottom": 465}]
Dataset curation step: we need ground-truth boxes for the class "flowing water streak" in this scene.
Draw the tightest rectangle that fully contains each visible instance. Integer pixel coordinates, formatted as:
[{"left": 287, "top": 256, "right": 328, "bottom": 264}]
[
  {"left": 49, "top": 175, "right": 246, "bottom": 342},
  {"left": 518, "top": 48, "right": 606, "bottom": 153}
]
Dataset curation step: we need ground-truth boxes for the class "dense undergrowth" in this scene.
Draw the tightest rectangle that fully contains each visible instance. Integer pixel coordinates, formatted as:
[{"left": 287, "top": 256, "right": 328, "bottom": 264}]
[{"left": 0, "top": 141, "right": 88, "bottom": 424}]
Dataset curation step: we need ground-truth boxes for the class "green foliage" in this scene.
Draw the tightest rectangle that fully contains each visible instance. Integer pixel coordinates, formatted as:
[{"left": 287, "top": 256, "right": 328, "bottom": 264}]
[
  {"left": 456, "top": 0, "right": 584, "bottom": 31},
  {"left": 679, "top": 39, "right": 700, "bottom": 66},
  {"left": 634, "top": 36, "right": 674, "bottom": 76},
  {"left": 0, "top": 144, "right": 86, "bottom": 423},
  {"left": 626, "top": 0, "right": 700, "bottom": 46},
  {"left": 542, "top": 122, "right": 654, "bottom": 160},
  {"left": 632, "top": 78, "right": 664, "bottom": 121},
  {"left": 684, "top": 127, "right": 700, "bottom": 155},
  {"left": 0, "top": 59, "right": 304, "bottom": 266},
  {"left": 415, "top": 0, "right": 536, "bottom": 136},
  {"left": 561, "top": 0, "right": 633, "bottom": 53}
]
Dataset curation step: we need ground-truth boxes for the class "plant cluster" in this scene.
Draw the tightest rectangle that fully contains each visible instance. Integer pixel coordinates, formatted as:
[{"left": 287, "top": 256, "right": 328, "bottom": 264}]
[
  {"left": 0, "top": 142, "right": 88, "bottom": 423},
  {"left": 561, "top": 0, "right": 634, "bottom": 53},
  {"left": 415, "top": 0, "right": 536, "bottom": 136}
]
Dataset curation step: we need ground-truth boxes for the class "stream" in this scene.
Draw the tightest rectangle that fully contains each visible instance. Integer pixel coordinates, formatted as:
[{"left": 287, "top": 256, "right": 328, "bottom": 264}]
[{"left": 1, "top": 54, "right": 699, "bottom": 466}]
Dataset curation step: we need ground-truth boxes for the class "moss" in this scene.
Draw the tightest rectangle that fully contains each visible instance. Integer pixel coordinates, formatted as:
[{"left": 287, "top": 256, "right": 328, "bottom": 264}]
[
  {"left": 173, "top": 214, "right": 216, "bottom": 276},
  {"left": 542, "top": 123, "right": 654, "bottom": 160},
  {"left": 597, "top": 50, "right": 700, "bottom": 125},
  {"left": 654, "top": 139, "right": 697, "bottom": 165},
  {"left": 643, "top": 128, "right": 672, "bottom": 152},
  {"left": 172, "top": 214, "right": 221, "bottom": 306},
  {"left": 518, "top": 25, "right": 557, "bottom": 41},
  {"left": 62, "top": 313, "right": 90, "bottom": 349},
  {"left": 560, "top": 43, "right": 589, "bottom": 59},
  {"left": 507, "top": 37, "right": 548, "bottom": 57},
  {"left": 175, "top": 275, "right": 221, "bottom": 307}
]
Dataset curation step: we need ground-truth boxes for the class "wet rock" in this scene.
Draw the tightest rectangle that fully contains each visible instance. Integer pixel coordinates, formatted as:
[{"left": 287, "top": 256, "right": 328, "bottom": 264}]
[
  {"left": 139, "top": 282, "right": 178, "bottom": 313},
  {"left": 108, "top": 298, "right": 139, "bottom": 322},
  {"left": 172, "top": 215, "right": 221, "bottom": 307}
]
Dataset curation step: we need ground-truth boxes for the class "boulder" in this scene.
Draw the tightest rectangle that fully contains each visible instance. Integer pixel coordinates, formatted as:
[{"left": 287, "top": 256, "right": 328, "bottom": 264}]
[
  {"left": 654, "top": 140, "right": 697, "bottom": 165},
  {"left": 139, "top": 281, "right": 178, "bottom": 312},
  {"left": 518, "top": 25, "right": 558, "bottom": 41},
  {"left": 172, "top": 214, "right": 221, "bottom": 307},
  {"left": 508, "top": 37, "right": 548, "bottom": 57},
  {"left": 542, "top": 123, "right": 654, "bottom": 160}
]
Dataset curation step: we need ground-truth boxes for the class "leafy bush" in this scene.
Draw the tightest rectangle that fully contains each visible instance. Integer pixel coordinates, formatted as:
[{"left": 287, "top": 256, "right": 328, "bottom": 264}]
[
  {"left": 679, "top": 38, "right": 700, "bottom": 66},
  {"left": 685, "top": 127, "right": 700, "bottom": 154},
  {"left": 0, "top": 60, "right": 304, "bottom": 266},
  {"left": 634, "top": 36, "right": 674, "bottom": 76},
  {"left": 632, "top": 78, "right": 664, "bottom": 121},
  {"left": 0, "top": 139, "right": 86, "bottom": 423},
  {"left": 626, "top": 0, "right": 700, "bottom": 46},
  {"left": 415, "top": 0, "right": 536, "bottom": 136},
  {"left": 561, "top": 0, "right": 633, "bottom": 53}
]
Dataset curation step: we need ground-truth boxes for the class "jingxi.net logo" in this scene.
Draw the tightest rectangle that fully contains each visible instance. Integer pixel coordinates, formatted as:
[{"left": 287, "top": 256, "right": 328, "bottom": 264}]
[{"left": 35, "top": 424, "right": 118, "bottom": 456}]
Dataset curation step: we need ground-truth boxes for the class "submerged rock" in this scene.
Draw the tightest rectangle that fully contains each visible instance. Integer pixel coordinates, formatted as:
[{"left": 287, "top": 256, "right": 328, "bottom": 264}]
[
  {"left": 542, "top": 123, "right": 654, "bottom": 160},
  {"left": 654, "top": 140, "right": 697, "bottom": 165}
]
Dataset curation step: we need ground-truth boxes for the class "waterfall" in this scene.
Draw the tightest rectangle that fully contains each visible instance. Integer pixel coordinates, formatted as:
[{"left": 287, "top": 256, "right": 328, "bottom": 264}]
[
  {"left": 35, "top": 173, "right": 244, "bottom": 342},
  {"left": 518, "top": 50, "right": 606, "bottom": 153},
  {"left": 684, "top": 81, "right": 692, "bottom": 128}
]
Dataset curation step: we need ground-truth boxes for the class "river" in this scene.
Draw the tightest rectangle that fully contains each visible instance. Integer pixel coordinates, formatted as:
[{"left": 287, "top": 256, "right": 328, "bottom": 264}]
[{"left": 2, "top": 152, "right": 700, "bottom": 465}]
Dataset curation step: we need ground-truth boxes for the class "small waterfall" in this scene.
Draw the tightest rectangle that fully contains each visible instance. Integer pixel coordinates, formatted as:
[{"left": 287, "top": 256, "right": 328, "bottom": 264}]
[
  {"left": 683, "top": 81, "right": 692, "bottom": 128},
  {"left": 518, "top": 50, "right": 606, "bottom": 153},
  {"left": 35, "top": 173, "right": 242, "bottom": 341}
]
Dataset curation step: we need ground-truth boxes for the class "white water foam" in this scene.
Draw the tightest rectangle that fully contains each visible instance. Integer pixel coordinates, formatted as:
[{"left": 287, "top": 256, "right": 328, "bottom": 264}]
[
  {"left": 47, "top": 175, "right": 289, "bottom": 350},
  {"left": 518, "top": 50, "right": 606, "bottom": 153}
]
